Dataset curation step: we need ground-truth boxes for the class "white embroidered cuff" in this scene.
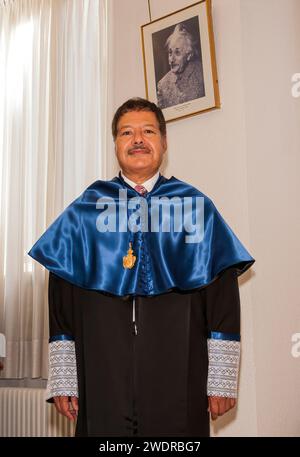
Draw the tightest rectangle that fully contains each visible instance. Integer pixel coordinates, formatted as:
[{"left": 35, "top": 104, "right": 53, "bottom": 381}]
[
  {"left": 46, "top": 340, "right": 78, "bottom": 400},
  {"left": 207, "top": 338, "right": 240, "bottom": 398}
]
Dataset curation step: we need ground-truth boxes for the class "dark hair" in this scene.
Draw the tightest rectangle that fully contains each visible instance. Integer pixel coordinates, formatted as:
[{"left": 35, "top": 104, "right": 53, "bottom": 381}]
[{"left": 111, "top": 97, "right": 166, "bottom": 140}]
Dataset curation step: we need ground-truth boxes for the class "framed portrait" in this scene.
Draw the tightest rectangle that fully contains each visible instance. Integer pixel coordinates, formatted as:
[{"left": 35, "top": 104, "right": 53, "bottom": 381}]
[{"left": 141, "top": 0, "right": 220, "bottom": 123}]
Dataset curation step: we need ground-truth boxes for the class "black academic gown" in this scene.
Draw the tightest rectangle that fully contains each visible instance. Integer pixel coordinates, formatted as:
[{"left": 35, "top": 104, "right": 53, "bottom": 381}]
[{"left": 48, "top": 266, "right": 240, "bottom": 437}]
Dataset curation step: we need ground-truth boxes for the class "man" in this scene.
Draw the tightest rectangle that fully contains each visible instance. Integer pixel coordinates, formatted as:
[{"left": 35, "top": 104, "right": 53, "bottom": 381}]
[
  {"left": 157, "top": 24, "right": 205, "bottom": 109},
  {"left": 28, "top": 98, "right": 254, "bottom": 437}
]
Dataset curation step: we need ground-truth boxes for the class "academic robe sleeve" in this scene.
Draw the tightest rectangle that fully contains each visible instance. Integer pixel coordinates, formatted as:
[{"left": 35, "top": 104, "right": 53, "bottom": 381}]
[
  {"left": 0, "top": 333, "right": 6, "bottom": 357},
  {"left": 204, "top": 267, "right": 241, "bottom": 398},
  {"left": 46, "top": 272, "right": 78, "bottom": 401}
]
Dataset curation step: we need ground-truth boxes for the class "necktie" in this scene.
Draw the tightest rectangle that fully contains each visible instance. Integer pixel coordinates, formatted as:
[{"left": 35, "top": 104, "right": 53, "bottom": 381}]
[{"left": 134, "top": 184, "right": 148, "bottom": 196}]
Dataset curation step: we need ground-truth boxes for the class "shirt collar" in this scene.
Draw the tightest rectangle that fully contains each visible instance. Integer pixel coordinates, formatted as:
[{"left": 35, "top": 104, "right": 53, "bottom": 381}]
[{"left": 120, "top": 171, "right": 160, "bottom": 193}]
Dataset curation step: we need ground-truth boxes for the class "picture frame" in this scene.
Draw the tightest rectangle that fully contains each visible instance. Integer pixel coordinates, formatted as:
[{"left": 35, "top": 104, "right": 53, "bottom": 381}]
[{"left": 141, "top": 0, "right": 220, "bottom": 123}]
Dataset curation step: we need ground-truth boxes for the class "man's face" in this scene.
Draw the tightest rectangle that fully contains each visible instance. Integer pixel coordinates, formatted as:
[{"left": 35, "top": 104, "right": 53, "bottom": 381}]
[
  {"left": 115, "top": 110, "right": 167, "bottom": 178},
  {"left": 168, "top": 36, "right": 190, "bottom": 74}
]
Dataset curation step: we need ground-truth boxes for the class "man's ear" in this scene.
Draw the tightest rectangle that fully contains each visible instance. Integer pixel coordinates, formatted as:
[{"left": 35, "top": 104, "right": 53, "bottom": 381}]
[{"left": 163, "top": 137, "right": 168, "bottom": 152}]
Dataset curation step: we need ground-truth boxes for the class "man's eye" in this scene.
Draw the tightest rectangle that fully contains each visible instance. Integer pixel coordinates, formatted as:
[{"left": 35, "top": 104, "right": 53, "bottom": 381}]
[
  {"left": 144, "top": 129, "right": 154, "bottom": 134},
  {"left": 121, "top": 131, "right": 131, "bottom": 136}
]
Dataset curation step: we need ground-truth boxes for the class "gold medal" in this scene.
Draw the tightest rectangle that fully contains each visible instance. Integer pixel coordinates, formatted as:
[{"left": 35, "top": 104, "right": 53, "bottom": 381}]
[{"left": 123, "top": 242, "right": 136, "bottom": 269}]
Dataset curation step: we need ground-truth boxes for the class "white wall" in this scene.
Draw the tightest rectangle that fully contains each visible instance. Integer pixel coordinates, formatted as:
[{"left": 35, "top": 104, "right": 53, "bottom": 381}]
[
  {"left": 241, "top": 0, "right": 300, "bottom": 436},
  {"left": 108, "top": 0, "right": 300, "bottom": 436}
]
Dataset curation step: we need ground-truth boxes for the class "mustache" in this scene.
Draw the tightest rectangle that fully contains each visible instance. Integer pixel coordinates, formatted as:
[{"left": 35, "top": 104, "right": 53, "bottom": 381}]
[{"left": 128, "top": 146, "right": 150, "bottom": 154}]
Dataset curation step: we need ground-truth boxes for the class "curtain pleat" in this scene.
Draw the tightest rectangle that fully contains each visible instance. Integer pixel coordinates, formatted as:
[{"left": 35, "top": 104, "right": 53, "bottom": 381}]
[{"left": 0, "top": 0, "right": 107, "bottom": 378}]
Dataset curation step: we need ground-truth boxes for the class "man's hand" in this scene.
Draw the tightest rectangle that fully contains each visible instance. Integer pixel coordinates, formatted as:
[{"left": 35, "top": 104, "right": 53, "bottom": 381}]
[
  {"left": 53, "top": 396, "right": 78, "bottom": 421},
  {"left": 208, "top": 396, "right": 236, "bottom": 421}
]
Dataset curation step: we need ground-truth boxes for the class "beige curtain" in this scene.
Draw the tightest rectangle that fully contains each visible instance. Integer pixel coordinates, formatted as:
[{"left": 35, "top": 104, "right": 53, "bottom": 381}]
[{"left": 0, "top": 0, "right": 109, "bottom": 378}]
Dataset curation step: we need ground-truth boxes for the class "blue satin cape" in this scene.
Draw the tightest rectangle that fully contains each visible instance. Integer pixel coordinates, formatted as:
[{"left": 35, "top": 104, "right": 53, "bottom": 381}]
[{"left": 28, "top": 174, "right": 255, "bottom": 296}]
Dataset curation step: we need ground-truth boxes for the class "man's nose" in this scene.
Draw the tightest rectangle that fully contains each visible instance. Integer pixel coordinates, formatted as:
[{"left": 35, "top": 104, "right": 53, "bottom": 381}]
[{"left": 133, "top": 130, "right": 143, "bottom": 144}]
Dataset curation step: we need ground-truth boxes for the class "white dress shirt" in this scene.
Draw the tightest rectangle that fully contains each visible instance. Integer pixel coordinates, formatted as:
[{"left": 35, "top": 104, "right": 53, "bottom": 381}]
[{"left": 121, "top": 171, "right": 160, "bottom": 193}]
